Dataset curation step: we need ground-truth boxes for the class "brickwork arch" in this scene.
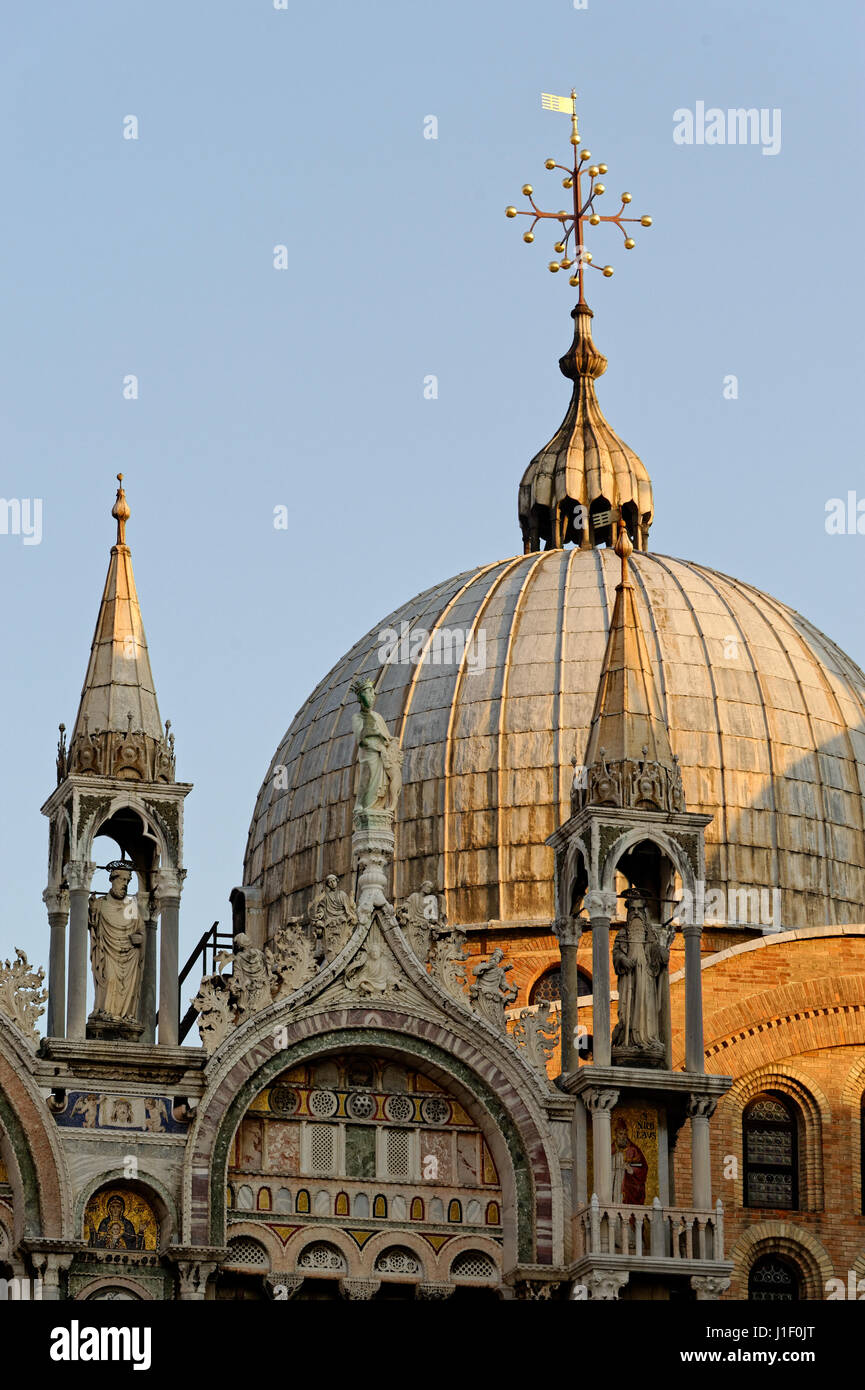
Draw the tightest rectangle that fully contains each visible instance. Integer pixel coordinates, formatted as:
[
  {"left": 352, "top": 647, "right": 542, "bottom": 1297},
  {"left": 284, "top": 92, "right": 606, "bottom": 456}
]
[
  {"left": 721, "top": 1067, "right": 828, "bottom": 1213},
  {"left": 729, "top": 1219, "right": 834, "bottom": 1301}
]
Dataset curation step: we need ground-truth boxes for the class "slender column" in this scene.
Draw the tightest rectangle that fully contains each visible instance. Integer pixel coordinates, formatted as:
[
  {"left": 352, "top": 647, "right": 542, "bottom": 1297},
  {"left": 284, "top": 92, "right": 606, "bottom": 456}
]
[
  {"left": 155, "top": 868, "right": 185, "bottom": 1047},
  {"left": 139, "top": 892, "right": 158, "bottom": 1046},
  {"left": 688, "top": 1095, "right": 716, "bottom": 1209},
  {"left": 553, "top": 916, "right": 582, "bottom": 1072},
  {"left": 585, "top": 891, "right": 615, "bottom": 1066},
  {"left": 65, "top": 861, "right": 94, "bottom": 1040},
  {"left": 584, "top": 1087, "right": 619, "bottom": 1204},
  {"left": 42, "top": 888, "right": 69, "bottom": 1038},
  {"left": 683, "top": 922, "right": 705, "bottom": 1072}
]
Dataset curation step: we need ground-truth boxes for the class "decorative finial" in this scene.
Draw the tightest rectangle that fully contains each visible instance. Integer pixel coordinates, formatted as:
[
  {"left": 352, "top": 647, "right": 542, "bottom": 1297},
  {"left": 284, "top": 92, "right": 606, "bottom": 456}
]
[
  {"left": 111, "top": 472, "right": 130, "bottom": 547},
  {"left": 614, "top": 515, "right": 633, "bottom": 584},
  {"left": 506, "top": 91, "right": 652, "bottom": 302}
]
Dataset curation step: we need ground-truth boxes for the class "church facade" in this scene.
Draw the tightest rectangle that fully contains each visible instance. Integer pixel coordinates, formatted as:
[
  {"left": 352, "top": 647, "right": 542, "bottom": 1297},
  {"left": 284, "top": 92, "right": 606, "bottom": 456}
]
[{"left": 2, "top": 116, "right": 865, "bottom": 1304}]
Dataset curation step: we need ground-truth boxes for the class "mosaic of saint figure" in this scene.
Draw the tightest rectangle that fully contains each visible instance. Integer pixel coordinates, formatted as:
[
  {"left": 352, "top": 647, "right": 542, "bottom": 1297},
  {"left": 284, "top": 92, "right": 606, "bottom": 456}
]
[
  {"left": 611, "top": 1118, "right": 648, "bottom": 1205},
  {"left": 86, "top": 1193, "right": 145, "bottom": 1250}
]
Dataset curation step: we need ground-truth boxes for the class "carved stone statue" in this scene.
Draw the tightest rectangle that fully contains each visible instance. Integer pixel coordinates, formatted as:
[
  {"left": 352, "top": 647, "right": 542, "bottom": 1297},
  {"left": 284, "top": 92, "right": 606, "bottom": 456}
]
[
  {"left": 88, "top": 867, "right": 144, "bottom": 1030},
  {"left": 350, "top": 678, "right": 403, "bottom": 815},
  {"left": 0, "top": 948, "right": 48, "bottom": 1042},
  {"left": 398, "top": 879, "right": 446, "bottom": 963},
  {"left": 308, "top": 874, "right": 359, "bottom": 959},
  {"left": 227, "top": 933, "right": 272, "bottom": 1023},
  {"left": 611, "top": 893, "right": 671, "bottom": 1066},
  {"left": 512, "top": 1002, "right": 560, "bottom": 1074},
  {"left": 344, "top": 921, "right": 402, "bottom": 998},
  {"left": 469, "top": 948, "right": 518, "bottom": 1031}
]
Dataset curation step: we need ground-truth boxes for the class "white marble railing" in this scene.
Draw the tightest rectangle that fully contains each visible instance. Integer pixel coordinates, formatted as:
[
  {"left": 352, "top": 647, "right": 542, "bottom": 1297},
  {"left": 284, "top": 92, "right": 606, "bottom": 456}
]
[{"left": 576, "top": 1195, "right": 725, "bottom": 1262}]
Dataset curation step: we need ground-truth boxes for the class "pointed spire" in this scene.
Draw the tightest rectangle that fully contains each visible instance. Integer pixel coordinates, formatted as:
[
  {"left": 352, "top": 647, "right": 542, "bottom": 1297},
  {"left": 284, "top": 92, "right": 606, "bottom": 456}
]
[
  {"left": 573, "top": 520, "right": 683, "bottom": 814},
  {"left": 520, "top": 304, "right": 654, "bottom": 553},
  {"left": 64, "top": 476, "right": 176, "bottom": 783}
]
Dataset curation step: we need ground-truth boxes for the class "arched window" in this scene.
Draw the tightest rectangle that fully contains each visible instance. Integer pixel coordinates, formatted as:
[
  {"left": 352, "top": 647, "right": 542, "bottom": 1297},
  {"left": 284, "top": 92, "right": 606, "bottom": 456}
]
[
  {"left": 743, "top": 1093, "right": 798, "bottom": 1210},
  {"left": 530, "top": 968, "right": 560, "bottom": 1004},
  {"left": 748, "top": 1253, "right": 801, "bottom": 1301}
]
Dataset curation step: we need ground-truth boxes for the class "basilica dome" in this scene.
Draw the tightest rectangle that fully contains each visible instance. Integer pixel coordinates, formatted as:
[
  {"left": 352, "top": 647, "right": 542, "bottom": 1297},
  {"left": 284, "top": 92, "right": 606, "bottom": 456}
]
[{"left": 244, "top": 545, "right": 865, "bottom": 938}]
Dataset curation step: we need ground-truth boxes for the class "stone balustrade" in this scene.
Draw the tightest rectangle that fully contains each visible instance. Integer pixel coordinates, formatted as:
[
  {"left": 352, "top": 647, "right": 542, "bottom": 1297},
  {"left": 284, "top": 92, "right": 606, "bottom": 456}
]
[{"left": 576, "top": 1194, "right": 725, "bottom": 1262}]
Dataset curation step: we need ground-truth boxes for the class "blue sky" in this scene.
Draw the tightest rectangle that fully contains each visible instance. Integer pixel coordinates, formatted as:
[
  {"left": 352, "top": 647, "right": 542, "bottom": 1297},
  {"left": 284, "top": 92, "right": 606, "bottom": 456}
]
[{"left": 1, "top": 0, "right": 863, "bottom": 974}]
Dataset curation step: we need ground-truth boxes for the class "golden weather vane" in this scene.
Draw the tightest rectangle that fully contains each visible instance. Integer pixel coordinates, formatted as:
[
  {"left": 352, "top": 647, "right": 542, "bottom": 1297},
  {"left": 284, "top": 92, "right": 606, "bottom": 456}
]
[{"left": 506, "top": 90, "right": 652, "bottom": 302}]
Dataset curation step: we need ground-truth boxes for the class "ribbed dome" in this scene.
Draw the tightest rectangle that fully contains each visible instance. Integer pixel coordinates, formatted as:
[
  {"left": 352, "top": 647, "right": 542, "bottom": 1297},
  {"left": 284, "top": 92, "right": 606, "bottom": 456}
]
[{"left": 245, "top": 549, "right": 865, "bottom": 938}]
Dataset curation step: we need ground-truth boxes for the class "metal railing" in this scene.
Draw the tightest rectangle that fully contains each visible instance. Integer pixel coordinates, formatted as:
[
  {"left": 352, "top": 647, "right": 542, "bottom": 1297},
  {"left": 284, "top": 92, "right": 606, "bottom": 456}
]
[{"left": 164, "top": 921, "right": 233, "bottom": 1044}]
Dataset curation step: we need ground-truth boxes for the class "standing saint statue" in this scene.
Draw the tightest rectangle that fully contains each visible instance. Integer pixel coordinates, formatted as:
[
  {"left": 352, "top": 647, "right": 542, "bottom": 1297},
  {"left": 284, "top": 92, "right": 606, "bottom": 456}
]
[
  {"left": 469, "top": 948, "right": 518, "bottom": 1032},
  {"left": 88, "top": 866, "right": 144, "bottom": 1027},
  {"left": 611, "top": 893, "right": 671, "bottom": 1065},
  {"left": 308, "top": 874, "right": 359, "bottom": 959},
  {"left": 397, "top": 879, "right": 446, "bottom": 963},
  {"left": 350, "top": 678, "right": 403, "bottom": 815}
]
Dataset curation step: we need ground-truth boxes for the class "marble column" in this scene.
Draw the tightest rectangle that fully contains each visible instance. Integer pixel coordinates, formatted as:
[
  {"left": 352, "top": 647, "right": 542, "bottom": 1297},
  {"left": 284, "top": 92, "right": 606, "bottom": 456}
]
[
  {"left": 683, "top": 922, "right": 705, "bottom": 1073},
  {"left": 688, "top": 1095, "right": 717, "bottom": 1210},
  {"left": 584, "top": 1087, "right": 619, "bottom": 1205},
  {"left": 42, "top": 887, "right": 69, "bottom": 1038},
  {"left": 553, "top": 915, "right": 582, "bottom": 1072},
  {"left": 585, "top": 891, "right": 615, "bottom": 1066},
  {"left": 155, "top": 868, "right": 185, "bottom": 1047},
  {"left": 65, "top": 860, "right": 94, "bottom": 1041},
  {"left": 139, "top": 892, "right": 158, "bottom": 1046}
]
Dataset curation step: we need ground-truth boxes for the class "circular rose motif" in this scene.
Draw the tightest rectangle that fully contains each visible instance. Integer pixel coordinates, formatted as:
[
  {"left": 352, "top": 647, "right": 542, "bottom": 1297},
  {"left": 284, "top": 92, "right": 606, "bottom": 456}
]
[
  {"left": 347, "top": 1092, "right": 376, "bottom": 1121},
  {"left": 421, "top": 1095, "right": 451, "bottom": 1126},
  {"left": 269, "top": 1084, "right": 300, "bottom": 1117},
  {"left": 384, "top": 1093, "right": 415, "bottom": 1123},
  {"left": 307, "top": 1089, "right": 339, "bottom": 1119}
]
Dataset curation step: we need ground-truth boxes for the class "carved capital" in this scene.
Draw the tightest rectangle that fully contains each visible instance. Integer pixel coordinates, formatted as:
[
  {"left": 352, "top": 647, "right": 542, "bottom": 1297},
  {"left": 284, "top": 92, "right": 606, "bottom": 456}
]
[
  {"left": 152, "top": 867, "right": 186, "bottom": 908},
  {"left": 687, "top": 1094, "right": 718, "bottom": 1121},
  {"left": 583, "top": 1087, "right": 619, "bottom": 1115},
  {"left": 586, "top": 1269, "right": 629, "bottom": 1300},
  {"left": 584, "top": 889, "right": 617, "bottom": 920},
  {"left": 43, "top": 887, "right": 69, "bottom": 921},
  {"left": 266, "top": 1273, "right": 304, "bottom": 1300},
  {"left": 552, "top": 916, "right": 582, "bottom": 948},
  {"left": 339, "top": 1277, "right": 381, "bottom": 1300},
  {"left": 690, "top": 1275, "right": 731, "bottom": 1301},
  {"left": 64, "top": 860, "right": 95, "bottom": 893},
  {"left": 175, "top": 1258, "right": 218, "bottom": 1300},
  {"left": 415, "top": 1282, "right": 455, "bottom": 1300}
]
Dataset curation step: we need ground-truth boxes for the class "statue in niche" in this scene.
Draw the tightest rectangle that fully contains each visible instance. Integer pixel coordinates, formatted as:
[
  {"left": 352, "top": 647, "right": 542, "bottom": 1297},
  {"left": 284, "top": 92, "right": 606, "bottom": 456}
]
[
  {"left": 611, "top": 892, "right": 672, "bottom": 1065},
  {"left": 512, "top": 1002, "right": 560, "bottom": 1073},
  {"left": 398, "top": 880, "right": 446, "bottom": 963},
  {"left": 344, "top": 921, "right": 402, "bottom": 998},
  {"left": 469, "top": 948, "right": 518, "bottom": 1031},
  {"left": 88, "top": 866, "right": 144, "bottom": 1029},
  {"left": 308, "top": 874, "right": 358, "bottom": 959},
  {"left": 350, "top": 678, "right": 403, "bottom": 815}
]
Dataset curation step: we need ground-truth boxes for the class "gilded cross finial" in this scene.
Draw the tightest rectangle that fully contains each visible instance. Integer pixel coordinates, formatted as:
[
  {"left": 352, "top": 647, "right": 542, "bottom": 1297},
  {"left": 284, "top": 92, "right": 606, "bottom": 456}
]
[{"left": 506, "top": 91, "right": 652, "bottom": 302}]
